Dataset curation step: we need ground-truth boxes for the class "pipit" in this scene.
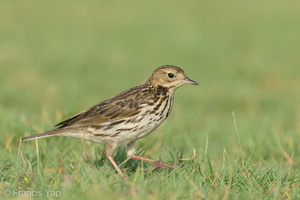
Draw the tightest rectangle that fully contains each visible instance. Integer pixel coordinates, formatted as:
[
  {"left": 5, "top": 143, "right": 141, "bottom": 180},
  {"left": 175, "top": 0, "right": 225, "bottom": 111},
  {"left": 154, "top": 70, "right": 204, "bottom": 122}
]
[{"left": 22, "top": 65, "right": 198, "bottom": 177}]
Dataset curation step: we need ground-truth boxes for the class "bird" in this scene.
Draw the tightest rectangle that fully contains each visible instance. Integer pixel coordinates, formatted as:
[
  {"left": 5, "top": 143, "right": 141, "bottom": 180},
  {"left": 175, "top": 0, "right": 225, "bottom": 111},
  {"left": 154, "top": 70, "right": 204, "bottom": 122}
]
[{"left": 21, "top": 65, "right": 198, "bottom": 177}]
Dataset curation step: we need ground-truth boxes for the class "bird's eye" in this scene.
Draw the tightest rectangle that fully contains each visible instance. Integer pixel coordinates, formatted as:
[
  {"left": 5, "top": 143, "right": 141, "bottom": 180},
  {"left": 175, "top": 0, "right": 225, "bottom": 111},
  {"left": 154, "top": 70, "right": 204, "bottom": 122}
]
[{"left": 168, "top": 73, "right": 174, "bottom": 78}]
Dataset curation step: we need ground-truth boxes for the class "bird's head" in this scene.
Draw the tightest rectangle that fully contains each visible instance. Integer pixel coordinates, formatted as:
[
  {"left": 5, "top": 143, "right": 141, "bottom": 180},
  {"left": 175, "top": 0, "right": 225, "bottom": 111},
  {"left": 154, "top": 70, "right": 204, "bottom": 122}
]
[{"left": 146, "top": 65, "right": 198, "bottom": 91}]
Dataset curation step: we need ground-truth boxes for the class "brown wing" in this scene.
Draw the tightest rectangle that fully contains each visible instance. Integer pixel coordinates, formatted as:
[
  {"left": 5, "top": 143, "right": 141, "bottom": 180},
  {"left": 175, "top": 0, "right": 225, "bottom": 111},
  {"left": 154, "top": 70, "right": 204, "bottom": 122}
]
[{"left": 55, "top": 85, "right": 148, "bottom": 128}]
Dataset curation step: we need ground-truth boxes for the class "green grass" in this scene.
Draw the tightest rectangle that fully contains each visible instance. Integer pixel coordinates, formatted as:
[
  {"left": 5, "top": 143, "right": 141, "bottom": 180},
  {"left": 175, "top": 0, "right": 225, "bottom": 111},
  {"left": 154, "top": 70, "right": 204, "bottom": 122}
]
[{"left": 1, "top": 0, "right": 300, "bottom": 199}]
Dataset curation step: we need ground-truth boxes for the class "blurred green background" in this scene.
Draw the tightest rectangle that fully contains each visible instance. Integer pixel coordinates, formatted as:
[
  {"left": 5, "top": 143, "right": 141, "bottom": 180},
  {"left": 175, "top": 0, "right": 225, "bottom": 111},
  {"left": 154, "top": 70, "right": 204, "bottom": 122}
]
[{"left": 1, "top": 0, "right": 300, "bottom": 199}]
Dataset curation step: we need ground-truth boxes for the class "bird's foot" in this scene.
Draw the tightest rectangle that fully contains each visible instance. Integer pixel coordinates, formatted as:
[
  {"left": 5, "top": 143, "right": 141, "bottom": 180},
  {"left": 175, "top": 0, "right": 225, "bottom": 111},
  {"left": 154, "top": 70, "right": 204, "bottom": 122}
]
[{"left": 130, "top": 155, "right": 174, "bottom": 172}]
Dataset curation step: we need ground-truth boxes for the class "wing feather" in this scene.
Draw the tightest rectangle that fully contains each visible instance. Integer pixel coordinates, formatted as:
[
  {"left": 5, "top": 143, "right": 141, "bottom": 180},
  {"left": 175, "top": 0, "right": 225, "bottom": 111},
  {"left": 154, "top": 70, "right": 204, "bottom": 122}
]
[{"left": 55, "top": 85, "right": 148, "bottom": 128}]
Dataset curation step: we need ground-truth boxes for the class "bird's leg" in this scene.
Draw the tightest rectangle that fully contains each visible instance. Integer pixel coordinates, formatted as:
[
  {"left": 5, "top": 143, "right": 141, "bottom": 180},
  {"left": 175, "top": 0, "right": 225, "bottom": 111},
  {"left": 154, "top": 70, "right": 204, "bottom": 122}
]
[
  {"left": 120, "top": 141, "right": 136, "bottom": 166},
  {"left": 123, "top": 141, "right": 174, "bottom": 170},
  {"left": 126, "top": 141, "right": 136, "bottom": 157},
  {"left": 104, "top": 144, "right": 125, "bottom": 178},
  {"left": 130, "top": 155, "right": 175, "bottom": 169}
]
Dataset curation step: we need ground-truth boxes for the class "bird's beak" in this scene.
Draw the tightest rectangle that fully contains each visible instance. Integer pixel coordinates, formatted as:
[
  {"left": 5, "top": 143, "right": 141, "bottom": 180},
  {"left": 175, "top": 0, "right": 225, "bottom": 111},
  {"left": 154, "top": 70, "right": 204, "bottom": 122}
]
[{"left": 183, "top": 77, "right": 199, "bottom": 85}]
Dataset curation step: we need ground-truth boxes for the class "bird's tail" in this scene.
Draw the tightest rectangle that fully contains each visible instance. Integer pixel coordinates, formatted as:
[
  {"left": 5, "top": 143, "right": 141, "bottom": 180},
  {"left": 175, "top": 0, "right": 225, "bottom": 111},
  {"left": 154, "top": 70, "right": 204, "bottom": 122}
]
[{"left": 21, "top": 129, "right": 59, "bottom": 142}]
